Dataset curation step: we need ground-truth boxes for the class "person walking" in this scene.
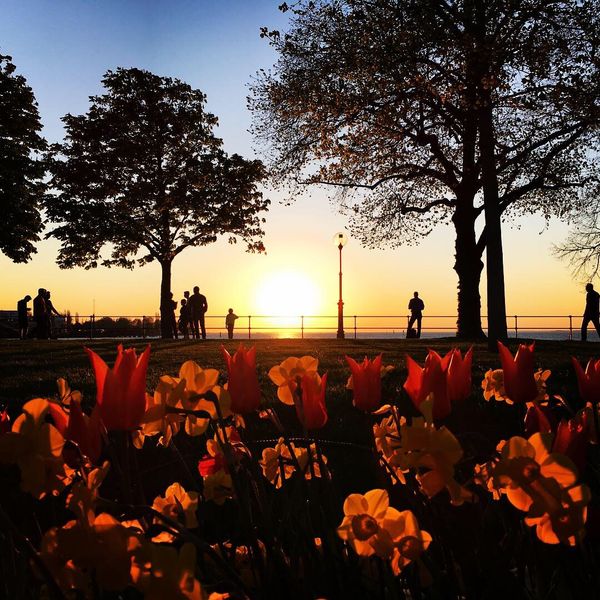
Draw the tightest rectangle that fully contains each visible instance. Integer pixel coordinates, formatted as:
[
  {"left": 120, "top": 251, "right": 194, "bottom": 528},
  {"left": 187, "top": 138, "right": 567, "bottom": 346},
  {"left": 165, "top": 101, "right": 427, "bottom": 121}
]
[
  {"left": 33, "top": 288, "right": 48, "bottom": 339},
  {"left": 408, "top": 291, "right": 425, "bottom": 338},
  {"left": 225, "top": 308, "right": 238, "bottom": 340},
  {"left": 581, "top": 283, "right": 600, "bottom": 341},
  {"left": 17, "top": 294, "right": 32, "bottom": 340},
  {"left": 188, "top": 286, "right": 208, "bottom": 339}
]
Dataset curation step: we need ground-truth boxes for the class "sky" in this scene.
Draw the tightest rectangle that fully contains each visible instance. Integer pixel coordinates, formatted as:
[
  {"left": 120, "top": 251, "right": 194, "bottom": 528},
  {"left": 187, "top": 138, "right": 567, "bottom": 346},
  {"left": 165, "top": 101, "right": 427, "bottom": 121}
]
[{"left": 0, "top": 0, "right": 590, "bottom": 332}]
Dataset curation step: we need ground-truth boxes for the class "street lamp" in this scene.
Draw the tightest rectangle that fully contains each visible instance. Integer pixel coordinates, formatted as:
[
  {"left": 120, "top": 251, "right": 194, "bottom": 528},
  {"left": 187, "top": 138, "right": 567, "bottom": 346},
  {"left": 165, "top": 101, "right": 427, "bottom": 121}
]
[{"left": 333, "top": 232, "right": 348, "bottom": 339}]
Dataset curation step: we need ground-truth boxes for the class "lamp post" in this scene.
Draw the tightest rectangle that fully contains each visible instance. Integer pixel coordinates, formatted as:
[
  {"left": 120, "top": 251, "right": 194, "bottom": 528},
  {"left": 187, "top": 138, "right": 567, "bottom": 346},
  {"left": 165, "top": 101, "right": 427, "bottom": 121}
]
[{"left": 333, "top": 232, "right": 348, "bottom": 339}]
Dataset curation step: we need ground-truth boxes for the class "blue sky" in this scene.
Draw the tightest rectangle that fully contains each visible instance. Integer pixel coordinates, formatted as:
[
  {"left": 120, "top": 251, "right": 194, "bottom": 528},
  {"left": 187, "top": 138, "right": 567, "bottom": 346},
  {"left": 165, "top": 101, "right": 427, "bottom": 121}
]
[{"left": 0, "top": 0, "right": 586, "bottom": 325}]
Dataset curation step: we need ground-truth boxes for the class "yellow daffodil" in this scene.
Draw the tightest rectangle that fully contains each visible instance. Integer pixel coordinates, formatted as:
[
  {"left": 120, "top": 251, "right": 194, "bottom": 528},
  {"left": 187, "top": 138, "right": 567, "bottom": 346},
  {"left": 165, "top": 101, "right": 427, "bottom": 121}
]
[
  {"left": 373, "top": 413, "right": 408, "bottom": 484},
  {"left": 268, "top": 356, "right": 319, "bottom": 405},
  {"left": 386, "top": 416, "right": 472, "bottom": 505},
  {"left": 260, "top": 438, "right": 327, "bottom": 487},
  {"left": 337, "top": 489, "right": 405, "bottom": 558},
  {"left": 481, "top": 369, "right": 508, "bottom": 402},
  {"left": 41, "top": 513, "right": 142, "bottom": 593},
  {"left": 489, "top": 432, "right": 590, "bottom": 545},
  {"left": 482, "top": 368, "right": 551, "bottom": 405},
  {"left": 386, "top": 510, "right": 432, "bottom": 575},
  {"left": 203, "top": 470, "right": 234, "bottom": 505},
  {"left": 152, "top": 482, "right": 199, "bottom": 542},
  {"left": 0, "top": 398, "right": 72, "bottom": 498}
]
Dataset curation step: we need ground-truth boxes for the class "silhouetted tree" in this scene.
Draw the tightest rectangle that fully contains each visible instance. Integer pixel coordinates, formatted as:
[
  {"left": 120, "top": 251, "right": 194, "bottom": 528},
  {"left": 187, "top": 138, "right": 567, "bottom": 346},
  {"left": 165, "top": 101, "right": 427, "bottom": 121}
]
[
  {"left": 554, "top": 196, "right": 600, "bottom": 281},
  {"left": 251, "top": 0, "right": 600, "bottom": 341},
  {"left": 47, "top": 68, "right": 269, "bottom": 338},
  {"left": 0, "top": 53, "right": 47, "bottom": 262}
]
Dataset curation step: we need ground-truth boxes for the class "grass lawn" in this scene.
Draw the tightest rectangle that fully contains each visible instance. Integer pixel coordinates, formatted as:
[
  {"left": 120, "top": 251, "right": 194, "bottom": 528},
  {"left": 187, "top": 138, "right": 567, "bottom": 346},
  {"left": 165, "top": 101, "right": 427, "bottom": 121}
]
[{"left": 2, "top": 336, "right": 597, "bottom": 411}]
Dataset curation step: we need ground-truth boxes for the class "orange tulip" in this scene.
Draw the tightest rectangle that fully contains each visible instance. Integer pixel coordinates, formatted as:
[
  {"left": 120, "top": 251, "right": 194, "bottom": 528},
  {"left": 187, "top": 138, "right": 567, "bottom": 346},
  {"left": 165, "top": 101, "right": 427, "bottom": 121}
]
[
  {"left": 345, "top": 354, "right": 383, "bottom": 412},
  {"left": 221, "top": 344, "right": 261, "bottom": 414},
  {"left": 85, "top": 345, "right": 150, "bottom": 431},
  {"left": 404, "top": 350, "right": 451, "bottom": 420},
  {"left": 446, "top": 348, "right": 473, "bottom": 403},
  {"left": 497, "top": 341, "right": 538, "bottom": 404},
  {"left": 298, "top": 371, "right": 328, "bottom": 430},
  {"left": 572, "top": 357, "right": 600, "bottom": 405}
]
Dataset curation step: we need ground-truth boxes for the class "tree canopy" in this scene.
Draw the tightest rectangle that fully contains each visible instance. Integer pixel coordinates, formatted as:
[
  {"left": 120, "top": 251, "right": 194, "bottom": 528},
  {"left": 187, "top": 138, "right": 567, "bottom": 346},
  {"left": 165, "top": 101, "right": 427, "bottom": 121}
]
[
  {"left": 46, "top": 67, "right": 269, "bottom": 336},
  {"left": 251, "top": 0, "right": 600, "bottom": 339},
  {"left": 0, "top": 53, "right": 47, "bottom": 262}
]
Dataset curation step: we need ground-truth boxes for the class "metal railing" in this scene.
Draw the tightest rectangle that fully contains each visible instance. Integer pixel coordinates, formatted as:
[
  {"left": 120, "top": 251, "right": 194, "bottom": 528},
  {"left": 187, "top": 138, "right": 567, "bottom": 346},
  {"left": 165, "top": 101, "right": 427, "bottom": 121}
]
[{"left": 1, "top": 313, "right": 584, "bottom": 340}]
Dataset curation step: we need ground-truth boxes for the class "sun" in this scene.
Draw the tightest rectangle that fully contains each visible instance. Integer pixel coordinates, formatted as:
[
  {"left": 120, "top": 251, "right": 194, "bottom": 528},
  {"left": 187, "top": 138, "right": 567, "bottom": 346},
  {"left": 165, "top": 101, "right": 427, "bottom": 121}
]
[{"left": 255, "top": 271, "right": 322, "bottom": 318}]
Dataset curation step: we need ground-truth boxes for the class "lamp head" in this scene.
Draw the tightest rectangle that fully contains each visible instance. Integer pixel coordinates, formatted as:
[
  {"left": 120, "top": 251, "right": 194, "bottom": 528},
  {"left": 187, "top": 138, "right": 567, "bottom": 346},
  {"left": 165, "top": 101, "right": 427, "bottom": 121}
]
[{"left": 333, "top": 232, "right": 348, "bottom": 248}]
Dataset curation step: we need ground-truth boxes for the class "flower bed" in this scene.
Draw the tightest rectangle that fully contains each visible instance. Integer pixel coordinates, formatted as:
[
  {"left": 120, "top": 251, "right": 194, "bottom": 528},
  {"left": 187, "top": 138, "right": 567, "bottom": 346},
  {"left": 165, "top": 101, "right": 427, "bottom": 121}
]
[{"left": 0, "top": 342, "right": 598, "bottom": 598}]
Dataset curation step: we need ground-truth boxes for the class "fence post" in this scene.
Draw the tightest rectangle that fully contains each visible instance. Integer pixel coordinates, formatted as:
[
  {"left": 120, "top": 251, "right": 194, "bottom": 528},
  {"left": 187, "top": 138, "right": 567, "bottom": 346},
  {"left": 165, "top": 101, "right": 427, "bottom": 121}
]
[
  {"left": 301, "top": 315, "right": 304, "bottom": 340},
  {"left": 90, "top": 315, "right": 95, "bottom": 340},
  {"left": 142, "top": 316, "right": 146, "bottom": 339},
  {"left": 569, "top": 315, "right": 573, "bottom": 340},
  {"left": 514, "top": 315, "right": 518, "bottom": 338},
  {"left": 354, "top": 315, "right": 357, "bottom": 339},
  {"left": 248, "top": 315, "right": 251, "bottom": 340}
]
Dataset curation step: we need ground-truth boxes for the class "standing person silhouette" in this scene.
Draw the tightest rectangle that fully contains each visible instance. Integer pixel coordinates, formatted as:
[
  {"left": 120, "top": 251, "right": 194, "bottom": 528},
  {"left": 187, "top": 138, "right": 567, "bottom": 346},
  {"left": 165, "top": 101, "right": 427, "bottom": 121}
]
[
  {"left": 33, "top": 288, "right": 48, "bottom": 339},
  {"left": 17, "top": 295, "right": 32, "bottom": 340},
  {"left": 408, "top": 291, "right": 425, "bottom": 338},
  {"left": 45, "top": 290, "right": 61, "bottom": 338},
  {"left": 188, "top": 286, "right": 208, "bottom": 340},
  {"left": 225, "top": 308, "right": 238, "bottom": 339},
  {"left": 179, "top": 298, "right": 190, "bottom": 339},
  {"left": 581, "top": 283, "right": 600, "bottom": 341}
]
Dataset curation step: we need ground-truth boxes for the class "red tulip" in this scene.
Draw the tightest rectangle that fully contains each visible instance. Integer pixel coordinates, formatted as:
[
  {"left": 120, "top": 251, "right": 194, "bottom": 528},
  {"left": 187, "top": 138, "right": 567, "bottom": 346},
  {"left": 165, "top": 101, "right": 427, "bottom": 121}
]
[
  {"left": 553, "top": 410, "right": 589, "bottom": 473},
  {"left": 47, "top": 400, "right": 103, "bottom": 464},
  {"left": 447, "top": 348, "right": 473, "bottom": 403},
  {"left": 572, "top": 357, "right": 600, "bottom": 405},
  {"left": 221, "top": 344, "right": 261, "bottom": 414},
  {"left": 404, "top": 351, "right": 451, "bottom": 420},
  {"left": 198, "top": 453, "right": 226, "bottom": 476},
  {"left": 497, "top": 341, "right": 538, "bottom": 404},
  {"left": 85, "top": 345, "right": 150, "bottom": 431},
  {"left": 524, "top": 403, "right": 555, "bottom": 436},
  {"left": 298, "top": 372, "right": 328, "bottom": 430},
  {"left": 345, "top": 354, "right": 383, "bottom": 412},
  {"left": 0, "top": 409, "right": 10, "bottom": 434},
  {"left": 65, "top": 402, "right": 103, "bottom": 463}
]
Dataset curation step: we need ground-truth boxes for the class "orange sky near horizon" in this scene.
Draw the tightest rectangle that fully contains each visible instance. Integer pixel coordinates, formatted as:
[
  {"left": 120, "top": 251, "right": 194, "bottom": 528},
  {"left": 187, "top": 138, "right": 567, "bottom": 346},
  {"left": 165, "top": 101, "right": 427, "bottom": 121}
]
[{"left": 0, "top": 0, "right": 592, "bottom": 331}]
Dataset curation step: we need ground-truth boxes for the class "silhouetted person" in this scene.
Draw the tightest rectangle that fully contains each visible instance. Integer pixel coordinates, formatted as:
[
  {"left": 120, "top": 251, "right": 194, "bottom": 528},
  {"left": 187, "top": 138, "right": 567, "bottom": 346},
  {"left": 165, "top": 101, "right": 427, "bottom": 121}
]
[
  {"left": 408, "top": 291, "right": 425, "bottom": 338},
  {"left": 179, "top": 298, "right": 190, "bottom": 339},
  {"left": 161, "top": 292, "right": 179, "bottom": 339},
  {"left": 33, "top": 288, "right": 48, "bottom": 339},
  {"left": 17, "top": 295, "right": 32, "bottom": 340},
  {"left": 188, "top": 286, "right": 208, "bottom": 339},
  {"left": 581, "top": 283, "right": 600, "bottom": 342},
  {"left": 45, "top": 290, "right": 61, "bottom": 338},
  {"left": 225, "top": 308, "right": 238, "bottom": 340}
]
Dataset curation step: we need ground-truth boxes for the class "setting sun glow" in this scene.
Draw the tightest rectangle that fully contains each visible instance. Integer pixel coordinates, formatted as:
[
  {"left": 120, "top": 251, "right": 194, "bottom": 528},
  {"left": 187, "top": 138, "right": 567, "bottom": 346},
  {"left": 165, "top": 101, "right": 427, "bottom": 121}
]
[{"left": 255, "top": 271, "right": 322, "bottom": 321}]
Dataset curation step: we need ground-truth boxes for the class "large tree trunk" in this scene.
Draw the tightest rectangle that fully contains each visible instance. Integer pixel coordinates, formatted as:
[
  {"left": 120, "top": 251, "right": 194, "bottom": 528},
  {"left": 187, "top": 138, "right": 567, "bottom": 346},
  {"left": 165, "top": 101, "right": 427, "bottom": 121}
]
[
  {"left": 453, "top": 196, "right": 486, "bottom": 339},
  {"left": 479, "top": 99, "right": 508, "bottom": 349},
  {"left": 159, "top": 259, "right": 173, "bottom": 339}
]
